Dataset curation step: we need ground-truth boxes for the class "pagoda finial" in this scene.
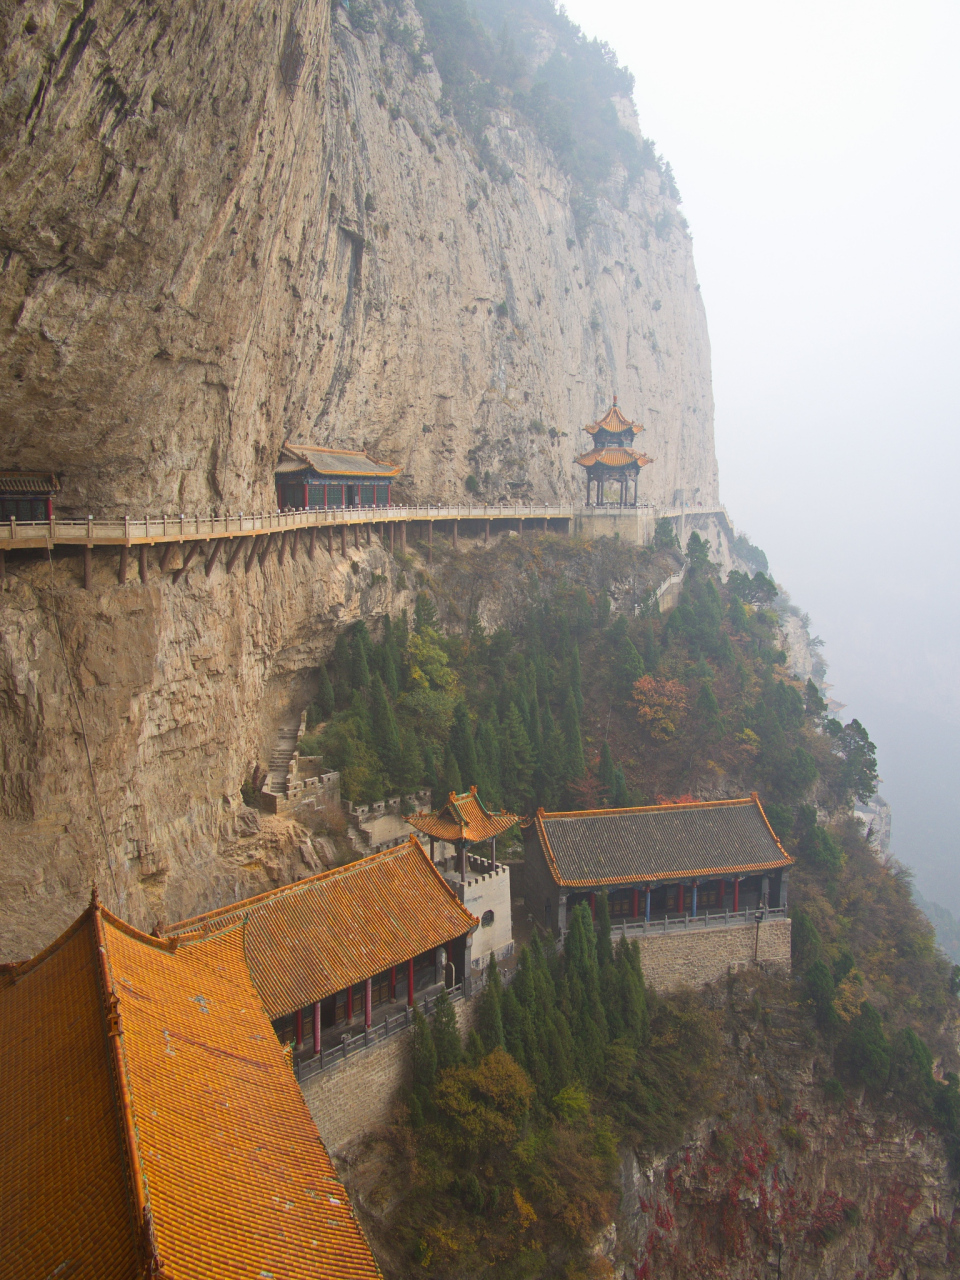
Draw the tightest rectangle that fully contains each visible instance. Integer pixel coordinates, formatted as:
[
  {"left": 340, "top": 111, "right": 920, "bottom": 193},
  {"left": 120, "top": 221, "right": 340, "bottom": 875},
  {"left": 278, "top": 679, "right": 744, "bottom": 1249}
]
[{"left": 613, "top": 394, "right": 618, "bottom": 405}]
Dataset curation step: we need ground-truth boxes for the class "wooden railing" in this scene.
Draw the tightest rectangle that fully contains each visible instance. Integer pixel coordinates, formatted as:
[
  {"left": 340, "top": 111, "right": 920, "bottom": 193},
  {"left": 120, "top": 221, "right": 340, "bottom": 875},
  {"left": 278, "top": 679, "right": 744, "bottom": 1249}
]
[
  {"left": 0, "top": 501, "right": 728, "bottom": 549},
  {"left": 295, "top": 981, "right": 464, "bottom": 1083}
]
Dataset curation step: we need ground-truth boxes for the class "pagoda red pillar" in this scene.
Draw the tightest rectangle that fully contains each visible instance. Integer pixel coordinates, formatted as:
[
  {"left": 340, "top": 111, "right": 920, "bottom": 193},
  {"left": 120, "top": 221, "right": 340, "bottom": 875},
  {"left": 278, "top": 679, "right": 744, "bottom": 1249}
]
[
  {"left": 313, "top": 1001, "right": 321, "bottom": 1054},
  {"left": 632, "top": 887, "right": 640, "bottom": 919}
]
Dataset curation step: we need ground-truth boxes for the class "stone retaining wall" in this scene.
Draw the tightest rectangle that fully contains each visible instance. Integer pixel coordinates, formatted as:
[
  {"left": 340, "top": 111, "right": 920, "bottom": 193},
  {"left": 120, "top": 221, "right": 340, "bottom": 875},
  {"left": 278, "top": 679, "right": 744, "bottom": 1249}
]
[
  {"left": 301, "top": 997, "right": 476, "bottom": 1154},
  {"left": 635, "top": 917, "right": 791, "bottom": 992}
]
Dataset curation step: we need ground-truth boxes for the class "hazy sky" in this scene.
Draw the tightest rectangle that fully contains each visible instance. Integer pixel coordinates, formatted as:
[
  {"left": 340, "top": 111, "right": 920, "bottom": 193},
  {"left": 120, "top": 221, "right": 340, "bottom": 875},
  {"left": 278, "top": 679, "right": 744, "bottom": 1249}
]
[{"left": 560, "top": 0, "right": 960, "bottom": 907}]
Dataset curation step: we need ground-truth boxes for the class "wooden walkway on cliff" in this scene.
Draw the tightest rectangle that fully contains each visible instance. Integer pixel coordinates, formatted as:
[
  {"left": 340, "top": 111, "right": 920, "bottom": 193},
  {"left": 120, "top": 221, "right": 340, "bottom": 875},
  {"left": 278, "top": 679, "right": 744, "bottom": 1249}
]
[{"left": 0, "top": 501, "right": 727, "bottom": 589}]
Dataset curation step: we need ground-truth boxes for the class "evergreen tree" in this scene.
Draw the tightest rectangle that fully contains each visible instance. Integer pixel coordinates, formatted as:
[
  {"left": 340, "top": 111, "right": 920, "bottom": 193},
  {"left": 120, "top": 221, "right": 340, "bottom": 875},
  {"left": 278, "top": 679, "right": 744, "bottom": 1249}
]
[
  {"left": 695, "top": 680, "right": 724, "bottom": 743},
  {"left": 614, "top": 937, "right": 649, "bottom": 1046},
  {"left": 370, "top": 675, "right": 402, "bottom": 779},
  {"left": 564, "top": 903, "right": 608, "bottom": 1082},
  {"left": 598, "top": 741, "right": 615, "bottom": 802},
  {"left": 414, "top": 591, "right": 439, "bottom": 634},
  {"left": 317, "top": 665, "right": 335, "bottom": 719},
  {"left": 476, "top": 715, "right": 503, "bottom": 808},
  {"left": 441, "top": 744, "right": 463, "bottom": 797},
  {"left": 382, "top": 645, "right": 400, "bottom": 698},
  {"left": 642, "top": 622, "right": 661, "bottom": 673},
  {"left": 412, "top": 1002, "right": 437, "bottom": 1092},
  {"left": 431, "top": 988, "right": 463, "bottom": 1072},
  {"left": 595, "top": 891, "right": 614, "bottom": 968},
  {"left": 501, "top": 986, "right": 528, "bottom": 1069},
  {"left": 395, "top": 727, "right": 424, "bottom": 794},
  {"left": 350, "top": 631, "right": 372, "bottom": 690},
  {"left": 561, "top": 689, "right": 586, "bottom": 786},
  {"left": 499, "top": 703, "right": 534, "bottom": 813},
  {"left": 450, "top": 701, "right": 480, "bottom": 789},
  {"left": 465, "top": 1029, "right": 486, "bottom": 1067},
  {"left": 537, "top": 701, "right": 565, "bottom": 810},
  {"left": 476, "top": 957, "right": 505, "bottom": 1052},
  {"left": 611, "top": 766, "right": 629, "bottom": 808},
  {"left": 421, "top": 742, "right": 440, "bottom": 796}
]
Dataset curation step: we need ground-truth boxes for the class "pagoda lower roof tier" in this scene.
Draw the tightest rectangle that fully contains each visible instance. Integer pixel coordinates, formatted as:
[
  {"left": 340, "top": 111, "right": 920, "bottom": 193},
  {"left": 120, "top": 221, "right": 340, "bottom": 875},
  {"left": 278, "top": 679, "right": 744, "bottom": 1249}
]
[
  {"left": 407, "top": 788, "right": 518, "bottom": 845},
  {"left": 574, "top": 446, "right": 653, "bottom": 469}
]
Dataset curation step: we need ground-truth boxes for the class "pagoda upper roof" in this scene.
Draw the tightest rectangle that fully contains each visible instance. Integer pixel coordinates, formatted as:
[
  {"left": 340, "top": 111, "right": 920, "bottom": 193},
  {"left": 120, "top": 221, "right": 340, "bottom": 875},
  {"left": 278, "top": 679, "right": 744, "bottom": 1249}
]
[
  {"left": 407, "top": 787, "right": 518, "bottom": 845},
  {"left": 574, "top": 446, "right": 653, "bottom": 469},
  {"left": 584, "top": 399, "right": 641, "bottom": 436},
  {"left": 277, "top": 443, "right": 402, "bottom": 478},
  {"left": 0, "top": 896, "right": 381, "bottom": 1280},
  {"left": 164, "top": 838, "right": 477, "bottom": 1017}
]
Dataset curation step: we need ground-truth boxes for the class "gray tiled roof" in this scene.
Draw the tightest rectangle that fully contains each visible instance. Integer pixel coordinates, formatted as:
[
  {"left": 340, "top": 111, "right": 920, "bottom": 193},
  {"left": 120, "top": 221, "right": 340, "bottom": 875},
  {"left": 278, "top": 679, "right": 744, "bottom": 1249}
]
[
  {"left": 279, "top": 445, "right": 401, "bottom": 477},
  {"left": 535, "top": 799, "right": 791, "bottom": 886}
]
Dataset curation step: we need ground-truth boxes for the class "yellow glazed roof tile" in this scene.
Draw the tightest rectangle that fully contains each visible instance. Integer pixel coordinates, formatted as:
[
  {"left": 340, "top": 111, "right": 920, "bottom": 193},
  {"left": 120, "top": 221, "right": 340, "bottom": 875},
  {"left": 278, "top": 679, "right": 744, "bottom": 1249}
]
[
  {"left": 0, "top": 900, "right": 382, "bottom": 1280},
  {"left": 407, "top": 788, "right": 518, "bottom": 845},
  {"left": 165, "top": 838, "right": 478, "bottom": 1017}
]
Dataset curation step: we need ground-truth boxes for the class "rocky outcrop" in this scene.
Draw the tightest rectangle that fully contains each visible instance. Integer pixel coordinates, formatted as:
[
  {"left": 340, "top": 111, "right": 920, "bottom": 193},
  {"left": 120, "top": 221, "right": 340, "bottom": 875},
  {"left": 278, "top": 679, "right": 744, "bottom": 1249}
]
[
  {"left": 0, "top": 0, "right": 716, "bottom": 515},
  {"left": 616, "top": 974, "right": 958, "bottom": 1279}
]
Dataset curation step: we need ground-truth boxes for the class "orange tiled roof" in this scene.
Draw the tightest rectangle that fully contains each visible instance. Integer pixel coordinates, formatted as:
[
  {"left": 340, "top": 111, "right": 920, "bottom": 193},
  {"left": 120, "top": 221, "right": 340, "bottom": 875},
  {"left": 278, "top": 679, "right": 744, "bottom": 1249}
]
[
  {"left": 0, "top": 898, "right": 382, "bottom": 1280},
  {"left": 574, "top": 446, "right": 653, "bottom": 469},
  {"left": 406, "top": 787, "right": 518, "bottom": 845},
  {"left": 584, "top": 401, "right": 640, "bottom": 435},
  {"left": 164, "top": 838, "right": 477, "bottom": 1017}
]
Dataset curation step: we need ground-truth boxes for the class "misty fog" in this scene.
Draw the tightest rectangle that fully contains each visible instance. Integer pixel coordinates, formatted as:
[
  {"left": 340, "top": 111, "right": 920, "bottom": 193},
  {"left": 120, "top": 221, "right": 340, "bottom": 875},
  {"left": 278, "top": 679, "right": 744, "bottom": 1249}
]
[{"left": 558, "top": 0, "right": 960, "bottom": 912}]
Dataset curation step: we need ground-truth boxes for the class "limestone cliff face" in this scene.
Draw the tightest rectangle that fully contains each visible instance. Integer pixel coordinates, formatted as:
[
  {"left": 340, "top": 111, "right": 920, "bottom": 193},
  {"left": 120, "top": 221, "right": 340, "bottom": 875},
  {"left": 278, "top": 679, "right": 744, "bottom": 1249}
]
[
  {"left": 0, "top": 0, "right": 716, "bottom": 514},
  {"left": 0, "top": 0, "right": 718, "bottom": 958},
  {"left": 0, "top": 538, "right": 411, "bottom": 959}
]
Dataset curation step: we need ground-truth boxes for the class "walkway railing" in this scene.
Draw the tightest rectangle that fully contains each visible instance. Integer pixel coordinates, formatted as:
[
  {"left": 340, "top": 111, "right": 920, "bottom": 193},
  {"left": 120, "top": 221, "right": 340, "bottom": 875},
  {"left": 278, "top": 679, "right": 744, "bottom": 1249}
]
[
  {"left": 0, "top": 502, "right": 728, "bottom": 549},
  {"left": 613, "top": 905, "right": 787, "bottom": 940},
  {"left": 295, "top": 982, "right": 463, "bottom": 1084}
]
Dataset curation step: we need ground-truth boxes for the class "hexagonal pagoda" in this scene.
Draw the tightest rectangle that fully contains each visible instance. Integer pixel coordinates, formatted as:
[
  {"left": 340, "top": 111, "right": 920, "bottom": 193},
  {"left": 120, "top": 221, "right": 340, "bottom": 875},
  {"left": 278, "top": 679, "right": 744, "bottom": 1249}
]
[{"left": 574, "top": 397, "right": 653, "bottom": 506}]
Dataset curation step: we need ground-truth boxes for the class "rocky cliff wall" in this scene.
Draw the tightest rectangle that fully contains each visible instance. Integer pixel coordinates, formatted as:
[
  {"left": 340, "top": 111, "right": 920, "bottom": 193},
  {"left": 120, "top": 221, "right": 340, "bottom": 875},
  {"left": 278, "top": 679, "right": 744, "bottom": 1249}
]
[
  {"left": 1, "top": 0, "right": 716, "bottom": 515},
  {"left": 0, "top": 537, "right": 411, "bottom": 959}
]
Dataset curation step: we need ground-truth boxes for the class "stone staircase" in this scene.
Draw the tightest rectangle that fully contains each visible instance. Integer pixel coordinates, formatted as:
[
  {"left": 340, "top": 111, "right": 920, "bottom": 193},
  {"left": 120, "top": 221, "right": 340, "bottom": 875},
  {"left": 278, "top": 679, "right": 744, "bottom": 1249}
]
[{"left": 265, "top": 723, "right": 300, "bottom": 797}]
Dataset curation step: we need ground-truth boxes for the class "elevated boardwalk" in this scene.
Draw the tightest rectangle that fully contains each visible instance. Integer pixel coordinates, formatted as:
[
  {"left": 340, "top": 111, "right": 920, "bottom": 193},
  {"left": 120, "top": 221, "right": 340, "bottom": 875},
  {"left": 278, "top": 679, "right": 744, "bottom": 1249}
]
[{"left": 0, "top": 501, "right": 728, "bottom": 588}]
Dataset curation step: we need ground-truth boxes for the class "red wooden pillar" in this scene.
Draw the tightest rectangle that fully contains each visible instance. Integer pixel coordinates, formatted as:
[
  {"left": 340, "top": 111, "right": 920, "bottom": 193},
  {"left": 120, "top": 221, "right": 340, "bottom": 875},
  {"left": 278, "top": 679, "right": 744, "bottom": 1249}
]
[
  {"left": 390, "top": 965, "right": 397, "bottom": 999},
  {"left": 389, "top": 523, "right": 395, "bottom": 553},
  {"left": 365, "top": 978, "right": 372, "bottom": 1028},
  {"left": 407, "top": 957, "right": 415, "bottom": 1007},
  {"left": 631, "top": 887, "right": 640, "bottom": 919},
  {"left": 589, "top": 892, "right": 596, "bottom": 921},
  {"left": 313, "top": 1001, "right": 321, "bottom": 1055},
  {"left": 340, "top": 526, "right": 347, "bottom": 557},
  {"left": 303, "top": 482, "right": 309, "bottom": 509},
  {"left": 346, "top": 986, "right": 353, "bottom": 1020},
  {"left": 677, "top": 883, "right": 685, "bottom": 914},
  {"left": 733, "top": 878, "right": 740, "bottom": 911},
  {"left": 295, "top": 1008, "right": 304, "bottom": 1049}
]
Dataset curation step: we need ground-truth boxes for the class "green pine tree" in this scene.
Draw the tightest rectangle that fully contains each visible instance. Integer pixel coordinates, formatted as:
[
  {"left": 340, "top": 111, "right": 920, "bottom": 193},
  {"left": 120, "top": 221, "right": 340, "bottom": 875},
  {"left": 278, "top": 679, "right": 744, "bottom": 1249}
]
[
  {"left": 395, "top": 727, "right": 424, "bottom": 794},
  {"left": 412, "top": 1002, "right": 437, "bottom": 1092},
  {"left": 450, "top": 702, "right": 480, "bottom": 789},
  {"left": 317, "top": 665, "right": 335, "bottom": 719},
  {"left": 382, "top": 645, "right": 400, "bottom": 698},
  {"left": 611, "top": 766, "right": 629, "bottom": 808},
  {"left": 441, "top": 744, "right": 462, "bottom": 797},
  {"left": 616, "top": 635, "right": 645, "bottom": 699},
  {"left": 561, "top": 689, "right": 586, "bottom": 785},
  {"left": 499, "top": 703, "right": 534, "bottom": 813},
  {"left": 431, "top": 988, "right": 462, "bottom": 1072},
  {"left": 370, "top": 674, "right": 402, "bottom": 778},
  {"left": 595, "top": 891, "right": 613, "bottom": 969},
  {"left": 350, "top": 632, "right": 372, "bottom": 690},
  {"left": 476, "top": 716, "right": 503, "bottom": 808},
  {"left": 476, "top": 956, "right": 505, "bottom": 1052},
  {"left": 538, "top": 701, "right": 565, "bottom": 810},
  {"left": 421, "top": 742, "right": 440, "bottom": 796}
]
